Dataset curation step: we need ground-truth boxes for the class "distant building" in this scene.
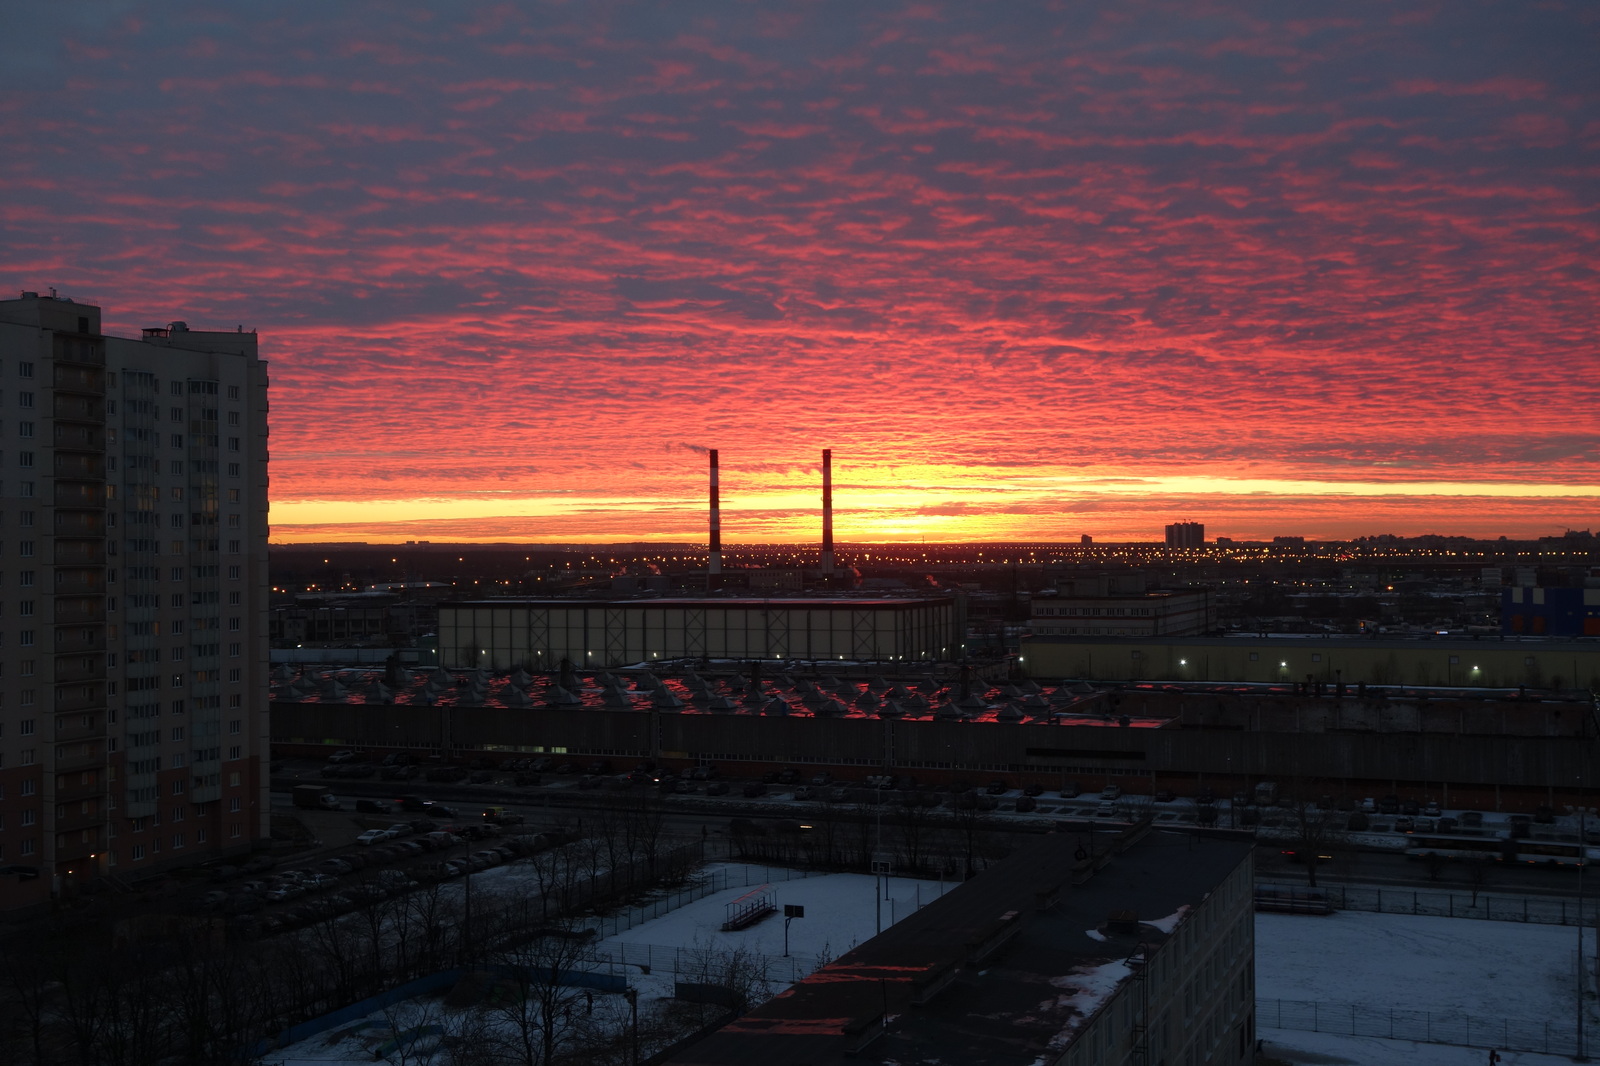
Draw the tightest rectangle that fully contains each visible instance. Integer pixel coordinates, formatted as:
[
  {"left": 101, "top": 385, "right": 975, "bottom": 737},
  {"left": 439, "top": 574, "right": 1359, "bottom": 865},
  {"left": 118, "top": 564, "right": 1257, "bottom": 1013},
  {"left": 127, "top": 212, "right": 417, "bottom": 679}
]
[
  {"left": 1502, "top": 586, "right": 1600, "bottom": 638},
  {"left": 1164, "top": 521, "right": 1204, "bottom": 549},
  {"left": 1080, "top": 534, "right": 1093, "bottom": 546},
  {"left": 438, "top": 596, "right": 962, "bottom": 669},
  {"left": 668, "top": 827, "right": 1256, "bottom": 1066},
  {"left": 0, "top": 293, "right": 269, "bottom": 910},
  {"left": 1030, "top": 573, "right": 1215, "bottom": 637}
]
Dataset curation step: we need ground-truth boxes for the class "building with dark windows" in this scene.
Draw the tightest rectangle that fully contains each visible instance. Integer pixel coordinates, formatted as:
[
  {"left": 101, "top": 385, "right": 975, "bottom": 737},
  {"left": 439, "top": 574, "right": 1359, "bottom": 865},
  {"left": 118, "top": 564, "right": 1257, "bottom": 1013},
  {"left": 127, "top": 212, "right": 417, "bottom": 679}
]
[
  {"left": 1164, "top": 522, "right": 1205, "bottom": 549},
  {"left": 0, "top": 293, "right": 269, "bottom": 911}
]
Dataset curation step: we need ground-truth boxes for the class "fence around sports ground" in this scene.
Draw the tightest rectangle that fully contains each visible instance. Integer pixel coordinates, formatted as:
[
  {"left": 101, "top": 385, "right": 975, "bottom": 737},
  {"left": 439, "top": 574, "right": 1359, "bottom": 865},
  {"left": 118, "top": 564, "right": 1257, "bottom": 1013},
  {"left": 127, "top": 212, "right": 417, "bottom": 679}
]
[
  {"left": 1257, "top": 880, "right": 1593, "bottom": 926},
  {"left": 1258, "top": 996, "right": 1587, "bottom": 1057}
]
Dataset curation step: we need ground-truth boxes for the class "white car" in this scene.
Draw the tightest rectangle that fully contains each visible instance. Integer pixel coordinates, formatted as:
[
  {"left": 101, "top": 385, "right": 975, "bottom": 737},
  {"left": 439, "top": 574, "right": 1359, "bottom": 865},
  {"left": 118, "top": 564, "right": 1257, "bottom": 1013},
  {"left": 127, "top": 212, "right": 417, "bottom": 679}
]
[{"left": 355, "top": 829, "right": 393, "bottom": 846}]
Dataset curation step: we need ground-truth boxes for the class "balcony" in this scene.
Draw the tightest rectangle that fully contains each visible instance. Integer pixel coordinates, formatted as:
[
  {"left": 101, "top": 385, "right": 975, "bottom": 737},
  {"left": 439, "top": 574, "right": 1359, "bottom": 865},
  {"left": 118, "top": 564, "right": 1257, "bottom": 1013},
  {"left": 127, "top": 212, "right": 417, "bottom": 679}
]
[
  {"left": 52, "top": 717, "right": 105, "bottom": 743},
  {"left": 53, "top": 394, "right": 105, "bottom": 422},
  {"left": 54, "top": 659, "right": 107, "bottom": 686},
  {"left": 56, "top": 749, "right": 106, "bottom": 774},
  {"left": 53, "top": 514, "right": 105, "bottom": 536},
  {"left": 55, "top": 479, "right": 107, "bottom": 506},
  {"left": 53, "top": 573, "right": 106, "bottom": 597},
  {"left": 55, "top": 811, "right": 105, "bottom": 835},
  {"left": 52, "top": 542, "right": 105, "bottom": 566},
  {"left": 53, "top": 689, "right": 103, "bottom": 715},
  {"left": 54, "top": 602, "right": 106, "bottom": 625},
  {"left": 55, "top": 838, "right": 102, "bottom": 863},
  {"left": 55, "top": 780, "right": 106, "bottom": 804}
]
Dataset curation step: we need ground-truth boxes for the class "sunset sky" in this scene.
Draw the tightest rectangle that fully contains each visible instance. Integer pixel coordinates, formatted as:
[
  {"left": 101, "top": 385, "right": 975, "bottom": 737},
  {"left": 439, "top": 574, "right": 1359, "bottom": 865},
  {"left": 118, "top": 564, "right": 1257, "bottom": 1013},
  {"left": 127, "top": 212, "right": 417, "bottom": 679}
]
[{"left": 3, "top": 2, "right": 1596, "bottom": 544}]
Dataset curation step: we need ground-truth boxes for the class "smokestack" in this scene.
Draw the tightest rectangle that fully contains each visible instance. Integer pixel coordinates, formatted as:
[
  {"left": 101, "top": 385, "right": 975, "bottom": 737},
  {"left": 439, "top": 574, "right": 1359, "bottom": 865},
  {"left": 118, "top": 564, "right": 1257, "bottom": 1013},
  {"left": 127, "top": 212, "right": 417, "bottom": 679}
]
[
  {"left": 708, "top": 449, "right": 722, "bottom": 574},
  {"left": 821, "top": 448, "right": 835, "bottom": 575}
]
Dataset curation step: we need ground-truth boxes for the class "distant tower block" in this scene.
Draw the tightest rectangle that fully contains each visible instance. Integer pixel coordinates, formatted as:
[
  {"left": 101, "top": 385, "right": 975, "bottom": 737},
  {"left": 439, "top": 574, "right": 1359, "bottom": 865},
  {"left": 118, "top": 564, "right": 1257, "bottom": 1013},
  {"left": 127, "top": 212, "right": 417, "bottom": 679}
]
[
  {"left": 1164, "top": 522, "right": 1205, "bottom": 550},
  {"left": 821, "top": 449, "right": 835, "bottom": 575},
  {"left": 709, "top": 449, "right": 722, "bottom": 574}
]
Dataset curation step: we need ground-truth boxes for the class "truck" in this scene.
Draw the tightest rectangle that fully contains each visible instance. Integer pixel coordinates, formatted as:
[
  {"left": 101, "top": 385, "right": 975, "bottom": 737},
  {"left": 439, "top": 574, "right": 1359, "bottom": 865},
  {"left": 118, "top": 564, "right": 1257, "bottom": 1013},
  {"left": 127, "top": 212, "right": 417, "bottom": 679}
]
[{"left": 293, "top": 784, "right": 342, "bottom": 811}]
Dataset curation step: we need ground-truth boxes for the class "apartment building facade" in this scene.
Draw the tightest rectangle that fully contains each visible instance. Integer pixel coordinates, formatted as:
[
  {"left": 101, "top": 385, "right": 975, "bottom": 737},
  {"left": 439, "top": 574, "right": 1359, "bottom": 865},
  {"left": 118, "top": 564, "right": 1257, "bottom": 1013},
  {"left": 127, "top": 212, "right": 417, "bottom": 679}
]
[{"left": 0, "top": 292, "right": 269, "bottom": 910}]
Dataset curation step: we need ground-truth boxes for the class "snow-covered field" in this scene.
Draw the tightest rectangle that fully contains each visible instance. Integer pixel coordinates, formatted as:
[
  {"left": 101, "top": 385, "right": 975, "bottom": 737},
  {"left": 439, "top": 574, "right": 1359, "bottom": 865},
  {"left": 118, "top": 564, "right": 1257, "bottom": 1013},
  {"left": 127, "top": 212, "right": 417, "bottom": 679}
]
[
  {"left": 1261, "top": 1029, "right": 1579, "bottom": 1066},
  {"left": 1256, "top": 910, "right": 1590, "bottom": 1020}
]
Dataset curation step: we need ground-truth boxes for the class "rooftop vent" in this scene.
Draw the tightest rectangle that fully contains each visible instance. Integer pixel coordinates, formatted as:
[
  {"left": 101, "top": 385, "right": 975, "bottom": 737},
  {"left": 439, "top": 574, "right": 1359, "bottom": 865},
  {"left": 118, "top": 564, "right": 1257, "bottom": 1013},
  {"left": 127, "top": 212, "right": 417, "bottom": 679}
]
[{"left": 1106, "top": 909, "right": 1140, "bottom": 935}]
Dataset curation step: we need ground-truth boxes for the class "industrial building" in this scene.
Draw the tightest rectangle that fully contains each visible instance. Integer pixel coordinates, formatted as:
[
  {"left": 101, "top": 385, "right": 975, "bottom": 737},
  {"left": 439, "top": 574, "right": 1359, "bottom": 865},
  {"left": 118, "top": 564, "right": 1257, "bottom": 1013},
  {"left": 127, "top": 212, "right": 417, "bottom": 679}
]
[
  {"left": 0, "top": 293, "right": 270, "bottom": 910},
  {"left": 1030, "top": 572, "right": 1216, "bottom": 637},
  {"left": 1502, "top": 585, "right": 1600, "bottom": 637},
  {"left": 670, "top": 825, "right": 1257, "bottom": 1066},
  {"left": 437, "top": 596, "right": 963, "bottom": 670},
  {"left": 272, "top": 669, "right": 1594, "bottom": 812},
  {"left": 1018, "top": 634, "right": 1600, "bottom": 691}
]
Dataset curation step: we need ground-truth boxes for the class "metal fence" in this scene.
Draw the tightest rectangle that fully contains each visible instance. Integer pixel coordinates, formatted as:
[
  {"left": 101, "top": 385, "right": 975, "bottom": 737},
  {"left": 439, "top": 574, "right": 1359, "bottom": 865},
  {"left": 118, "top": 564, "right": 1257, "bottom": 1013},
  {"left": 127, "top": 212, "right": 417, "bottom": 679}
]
[
  {"left": 593, "top": 864, "right": 822, "bottom": 938},
  {"left": 1258, "top": 997, "right": 1583, "bottom": 1056},
  {"left": 591, "top": 940, "right": 825, "bottom": 986},
  {"left": 1258, "top": 881, "right": 1589, "bottom": 926}
]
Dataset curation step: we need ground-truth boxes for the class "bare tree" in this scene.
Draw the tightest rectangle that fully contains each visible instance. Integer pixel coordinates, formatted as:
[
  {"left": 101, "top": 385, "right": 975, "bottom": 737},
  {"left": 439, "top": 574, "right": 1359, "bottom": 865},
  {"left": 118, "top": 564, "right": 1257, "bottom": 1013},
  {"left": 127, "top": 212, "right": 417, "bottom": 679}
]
[
  {"left": 488, "top": 923, "right": 603, "bottom": 1065},
  {"left": 1284, "top": 790, "right": 1345, "bottom": 889}
]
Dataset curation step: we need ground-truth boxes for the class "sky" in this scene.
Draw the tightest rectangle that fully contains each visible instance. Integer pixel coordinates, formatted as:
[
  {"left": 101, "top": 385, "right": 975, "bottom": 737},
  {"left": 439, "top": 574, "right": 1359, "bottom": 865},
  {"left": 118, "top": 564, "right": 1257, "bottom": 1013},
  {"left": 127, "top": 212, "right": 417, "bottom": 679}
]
[{"left": 2, "top": 1, "right": 1596, "bottom": 545}]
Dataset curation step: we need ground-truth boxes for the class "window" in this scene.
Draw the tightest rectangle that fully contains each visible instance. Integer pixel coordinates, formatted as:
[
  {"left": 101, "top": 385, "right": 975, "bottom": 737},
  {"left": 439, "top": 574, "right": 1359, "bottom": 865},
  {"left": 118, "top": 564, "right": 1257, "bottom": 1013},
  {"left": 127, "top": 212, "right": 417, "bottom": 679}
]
[
  {"left": 229, "top": 797, "right": 241, "bottom": 812},
  {"left": 228, "top": 642, "right": 241, "bottom": 657},
  {"left": 19, "top": 630, "right": 32, "bottom": 645},
  {"left": 171, "top": 514, "right": 184, "bottom": 529},
  {"left": 171, "top": 461, "right": 183, "bottom": 475},
  {"left": 20, "top": 750, "right": 33, "bottom": 765},
  {"left": 19, "top": 570, "right": 33, "bottom": 587},
  {"left": 18, "top": 600, "right": 31, "bottom": 616},
  {"left": 18, "top": 719, "right": 32, "bottom": 736},
  {"left": 228, "top": 693, "right": 242, "bottom": 708},
  {"left": 228, "top": 437, "right": 240, "bottom": 451},
  {"left": 227, "top": 489, "right": 240, "bottom": 503},
  {"left": 17, "top": 512, "right": 29, "bottom": 527},
  {"left": 20, "top": 779, "right": 34, "bottom": 795},
  {"left": 171, "top": 726, "right": 185, "bottom": 741},
  {"left": 228, "top": 745, "right": 241, "bottom": 760},
  {"left": 228, "top": 719, "right": 241, "bottom": 735},
  {"left": 172, "top": 673, "right": 184, "bottom": 687},
  {"left": 227, "top": 565, "right": 241, "bottom": 580},
  {"left": 227, "top": 462, "right": 240, "bottom": 477},
  {"left": 228, "top": 668, "right": 241, "bottom": 682},
  {"left": 227, "top": 385, "right": 240, "bottom": 400},
  {"left": 18, "top": 481, "right": 29, "bottom": 497},
  {"left": 18, "top": 392, "right": 32, "bottom": 409},
  {"left": 17, "top": 421, "right": 31, "bottom": 438},
  {"left": 171, "top": 382, "right": 183, "bottom": 396},
  {"left": 228, "top": 617, "right": 240, "bottom": 631},
  {"left": 19, "top": 541, "right": 31, "bottom": 557},
  {"left": 227, "top": 411, "right": 239, "bottom": 426},
  {"left": 172, "top": 834, "right": 184, "bottom": 849},
  {"left": 227, "top": 514, "right": 240, "bottom": 529},
  {"left": 131, "top": 844, "right": 145, "bottom": 860},
  {"left": 17, "top": 361, "right": 32, "bottom": 378},
  {"left": 20, "top": 840, "right": 34, "bottom": 856},
  {"left": 229, "top": 771, "right": 241, "bottom": 787},
  {"left": 171, "top": 593, "right": 184, "bottom": 608},
  {"left": 17, "top": 452, "right": 31, "bottom": 467}
]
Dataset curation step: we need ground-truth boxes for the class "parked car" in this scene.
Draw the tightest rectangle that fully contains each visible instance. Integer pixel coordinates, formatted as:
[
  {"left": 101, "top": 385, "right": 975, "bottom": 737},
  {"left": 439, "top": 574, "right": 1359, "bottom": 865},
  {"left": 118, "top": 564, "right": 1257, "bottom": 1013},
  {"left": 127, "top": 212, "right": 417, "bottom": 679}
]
[
  {"left": 1023, "top": 784, "right": 1044, "bottom": 798},
  {"left": 356, "top": 829, "right": 394, "bottom": 846},
  {"left": 1101, "top": 784, "right": 1122, "bottom": 801},
  {"left": 986, "top": 780, "right": 1008, "bottom": 795},
  {"left": 793, "top": 785, "right": 816, "bottom": 801},
  {"left": 1461, "top": 811, "right": 1484, "bottom": 828},
  {"left": 1015, "top": 796, "right": 1038, "bottom": 813},
  {"left": 706, "top": 781, "right": 731, "bottom": 796},
  {"left": 1153, "top": 790, "right": 1176, "bottom": 803},
  {"left": 742, "top": 783, "right": 768, "bottom": 798}
]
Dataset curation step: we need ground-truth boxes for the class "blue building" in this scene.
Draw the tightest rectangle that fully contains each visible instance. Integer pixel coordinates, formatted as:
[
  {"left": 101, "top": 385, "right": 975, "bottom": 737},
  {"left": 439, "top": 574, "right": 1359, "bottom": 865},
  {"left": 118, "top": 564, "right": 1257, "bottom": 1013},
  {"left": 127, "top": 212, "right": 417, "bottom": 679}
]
[{"left": 1502, "top": 586, "right": 1600, "bottom": 637}]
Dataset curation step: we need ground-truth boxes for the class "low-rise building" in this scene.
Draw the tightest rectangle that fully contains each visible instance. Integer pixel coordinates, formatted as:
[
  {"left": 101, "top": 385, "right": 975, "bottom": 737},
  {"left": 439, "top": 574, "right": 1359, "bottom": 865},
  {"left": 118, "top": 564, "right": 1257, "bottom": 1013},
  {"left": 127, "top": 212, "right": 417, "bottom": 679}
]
[{"left": 669, "top": 825, "right": 1256, "bottom": 1066}]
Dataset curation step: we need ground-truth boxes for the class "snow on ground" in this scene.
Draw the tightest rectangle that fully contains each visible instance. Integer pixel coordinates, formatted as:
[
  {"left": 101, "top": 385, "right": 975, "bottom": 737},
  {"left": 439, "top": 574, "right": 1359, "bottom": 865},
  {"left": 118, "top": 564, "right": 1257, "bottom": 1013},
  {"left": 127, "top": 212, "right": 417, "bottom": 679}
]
[
  {"left": 1256, "top": 910, "right": 1590, "bottom": 1024},
  {"left": 595, "top": 864, "right": 952, "bottom": 1001},
  {"left": 1260, "top": 1029, "right": 1579, "bottom": 1066}
]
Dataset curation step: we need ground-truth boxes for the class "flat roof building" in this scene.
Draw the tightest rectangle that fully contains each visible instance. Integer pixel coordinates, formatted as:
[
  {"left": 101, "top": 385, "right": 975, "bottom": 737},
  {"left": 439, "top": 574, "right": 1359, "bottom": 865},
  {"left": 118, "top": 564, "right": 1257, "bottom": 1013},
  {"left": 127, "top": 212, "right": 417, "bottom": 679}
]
[
  {"left": 669, "top": 825, "right": 1256, "bottom": 1066},
  {"left": 438, "top": 596, "right": 963, "bottom": 670}
]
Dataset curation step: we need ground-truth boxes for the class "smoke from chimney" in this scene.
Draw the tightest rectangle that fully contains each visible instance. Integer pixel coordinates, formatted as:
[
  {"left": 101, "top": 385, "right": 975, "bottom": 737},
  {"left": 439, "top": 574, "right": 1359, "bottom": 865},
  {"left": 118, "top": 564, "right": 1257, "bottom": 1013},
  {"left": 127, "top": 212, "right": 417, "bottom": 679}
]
[
  {"left": 821, "top": 448, "right": 835, "bottom": 575},
  {"left": 708, "top": 449, "right": 722, "bottom": 574}
]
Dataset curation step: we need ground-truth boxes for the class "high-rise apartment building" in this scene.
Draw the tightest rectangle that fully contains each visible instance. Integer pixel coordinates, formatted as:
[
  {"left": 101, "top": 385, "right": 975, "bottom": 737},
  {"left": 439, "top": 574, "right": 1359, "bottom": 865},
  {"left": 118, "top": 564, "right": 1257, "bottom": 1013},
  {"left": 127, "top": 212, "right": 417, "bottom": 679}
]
[
  {"left": 0, "top": 292, "right": 269, "bottom": 911},
  {"left": 1164, "top": 521, "right": 1205, "bottom": 549}
]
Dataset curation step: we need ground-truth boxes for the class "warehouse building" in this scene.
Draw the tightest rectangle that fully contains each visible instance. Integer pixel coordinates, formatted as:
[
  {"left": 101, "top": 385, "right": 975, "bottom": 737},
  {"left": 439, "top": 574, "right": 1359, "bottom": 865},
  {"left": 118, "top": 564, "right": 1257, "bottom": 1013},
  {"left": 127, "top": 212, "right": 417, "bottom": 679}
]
[
  {"left": 1019, "top": 634, "right": 1600, "bottom": 692},
  {"left": 437, "top": 596, "right": 962, "bottom": 670}
]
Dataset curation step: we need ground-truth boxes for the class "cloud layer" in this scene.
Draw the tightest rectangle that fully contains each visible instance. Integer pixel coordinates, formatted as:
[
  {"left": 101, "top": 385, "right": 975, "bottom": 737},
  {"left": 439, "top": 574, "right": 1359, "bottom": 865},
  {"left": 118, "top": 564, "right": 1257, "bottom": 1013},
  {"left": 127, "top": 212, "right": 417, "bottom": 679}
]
[{"left": 3, "top": 1, "right": 1596, "bottom": 541}]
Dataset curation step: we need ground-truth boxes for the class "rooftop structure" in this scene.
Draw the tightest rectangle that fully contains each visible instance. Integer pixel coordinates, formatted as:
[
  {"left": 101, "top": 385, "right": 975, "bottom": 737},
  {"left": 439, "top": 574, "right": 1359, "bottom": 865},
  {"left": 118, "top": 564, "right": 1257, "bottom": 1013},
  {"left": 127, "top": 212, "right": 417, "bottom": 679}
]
[{"left": 669, "top": 826, "right": 1256, "bottom": 1066}]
